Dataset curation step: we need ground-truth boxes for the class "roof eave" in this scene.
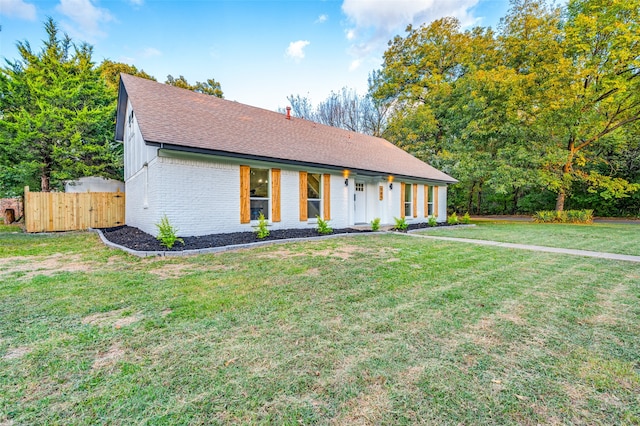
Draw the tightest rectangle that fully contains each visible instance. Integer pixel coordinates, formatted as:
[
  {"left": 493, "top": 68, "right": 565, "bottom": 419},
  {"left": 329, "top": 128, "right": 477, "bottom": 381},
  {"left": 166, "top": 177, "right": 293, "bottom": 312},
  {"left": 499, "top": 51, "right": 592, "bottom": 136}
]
[
  {"left": 149, "top": 140, "right": 457, "bottom": 184},
  {"left": 114, "top": 76, "right": 129, "bottom": 142}
]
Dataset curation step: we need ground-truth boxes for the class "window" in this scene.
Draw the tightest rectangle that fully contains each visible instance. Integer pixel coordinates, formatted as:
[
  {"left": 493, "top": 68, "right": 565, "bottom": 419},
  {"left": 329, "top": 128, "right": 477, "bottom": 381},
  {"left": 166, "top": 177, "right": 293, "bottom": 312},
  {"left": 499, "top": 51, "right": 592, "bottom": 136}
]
[
  {"left": 404, "top": 183, "right": 412, "bottom": 217},
  {"left": 427, "top": 186, "right": 434, "bottom": 216},
  {"left": 307, "top": 173, "right": 321, "bottom": 218},
  {"left": 250, "top": 168, "right": 269, "bottom": 220}
]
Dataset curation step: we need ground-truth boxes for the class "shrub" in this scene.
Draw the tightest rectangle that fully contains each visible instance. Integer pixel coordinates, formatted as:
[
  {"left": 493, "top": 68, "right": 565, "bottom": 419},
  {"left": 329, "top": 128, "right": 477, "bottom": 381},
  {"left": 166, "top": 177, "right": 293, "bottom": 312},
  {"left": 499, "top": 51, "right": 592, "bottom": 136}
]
[
  {"left": 533, "top": 209, "right": 594, "bottom": 224},
  {"left": 316, "top": 216, "right": 333, "bottom": 235},
  {"left": 462, "top": 212, "right": 471, "bottom": 224},
  {"left": 393, "top": 217, "right": 408, "bottom": 231},
  {"left": 371, "top": 217, "right": 381, "bottom": 231},
  {"left": 427, "top": 215, "right": 438, "bottom": 227},
  {"left": 155, "top": 215, "right": 184, "bottom": 249},
  {"left": 447, "top": 212, "right": 459, "bottom": 225},
  {"left": 255, "top": 212, "right": 270, "bottom": 239}
]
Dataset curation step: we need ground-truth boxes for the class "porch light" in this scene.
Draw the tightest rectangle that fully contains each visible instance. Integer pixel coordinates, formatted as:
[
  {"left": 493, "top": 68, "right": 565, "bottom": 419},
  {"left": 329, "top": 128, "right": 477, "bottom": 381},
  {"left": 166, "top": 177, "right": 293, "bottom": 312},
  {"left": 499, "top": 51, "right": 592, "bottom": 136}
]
[
  {"left": 343, "top": 169, "right": 350, "bottom": 186},
  {"left": 388, "top": 175, "right": 394, "bottom": 190}
]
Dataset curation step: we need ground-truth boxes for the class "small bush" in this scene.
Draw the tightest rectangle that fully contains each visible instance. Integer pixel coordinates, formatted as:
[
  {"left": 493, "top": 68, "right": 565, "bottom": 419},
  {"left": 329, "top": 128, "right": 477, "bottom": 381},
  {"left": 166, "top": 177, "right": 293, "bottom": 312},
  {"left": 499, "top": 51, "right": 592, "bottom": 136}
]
[
  {"left": 393, "top": 217, "right": 408, "bottom": 231},
  {"left": 462, "top": 212, "right": 471, "bottom": 224},
  {"left": 427, "top": 215, "right": 438, "bottom": 227},
  {"left": 316, "top": 216, "right": 333, "bottom": 235},
  {"left": 533, "top": 209, "right": 593, "bottom": 224},
  {"left": 447, "top": 212, "right": 459, "bottom": 225},
  {"left": 371, "top": 217, "right": 381, "bottom": 231},
  {"left": 156, "top": 215, "right": 184, "bottom": 249},
  {"left": 255, "top": 213, "right": 270, "bottom": 239}
]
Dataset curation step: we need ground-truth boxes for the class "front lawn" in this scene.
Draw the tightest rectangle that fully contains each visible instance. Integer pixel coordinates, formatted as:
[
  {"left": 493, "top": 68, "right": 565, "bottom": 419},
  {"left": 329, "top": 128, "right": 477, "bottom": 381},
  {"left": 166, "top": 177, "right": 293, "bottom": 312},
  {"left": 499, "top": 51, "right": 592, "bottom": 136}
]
[
  {"left": 1, "top": 227, "right": 638, "bottom": 424},
  {"left": 421, "top": 222, "right": 640, "bottom": 256}
]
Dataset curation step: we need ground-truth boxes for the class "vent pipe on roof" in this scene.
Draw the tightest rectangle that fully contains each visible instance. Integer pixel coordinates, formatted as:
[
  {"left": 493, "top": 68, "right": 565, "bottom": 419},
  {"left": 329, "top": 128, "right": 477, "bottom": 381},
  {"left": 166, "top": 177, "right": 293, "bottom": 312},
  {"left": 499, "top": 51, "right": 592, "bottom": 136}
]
[{"left": 286, "top": 106, "right": 291, "bottom": 120}]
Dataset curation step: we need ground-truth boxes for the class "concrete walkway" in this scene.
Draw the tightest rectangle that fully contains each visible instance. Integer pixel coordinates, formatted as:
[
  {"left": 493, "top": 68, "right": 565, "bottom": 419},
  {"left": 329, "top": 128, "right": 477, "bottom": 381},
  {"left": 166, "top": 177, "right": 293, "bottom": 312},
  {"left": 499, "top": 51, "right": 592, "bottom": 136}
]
[{"left": 406, "top": 233, "right": 640, "bottom": 263}]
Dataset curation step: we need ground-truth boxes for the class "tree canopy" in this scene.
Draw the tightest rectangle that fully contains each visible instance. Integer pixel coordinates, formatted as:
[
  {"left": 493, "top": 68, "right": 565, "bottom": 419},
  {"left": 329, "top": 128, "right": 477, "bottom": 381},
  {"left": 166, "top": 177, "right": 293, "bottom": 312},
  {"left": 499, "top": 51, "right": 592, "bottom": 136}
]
[
  {"left": 0, "top": 18, "right": 120, "bottom": 195},
  {"left": 98, "top": 59, "right": 156, "bottom": 94},
  {"left": 0, "top": 20, "right": 226, "bottom": 197},
  {"left": 166, "top": 75, "right": 224, "bottom": 98},
  {"left": 372, "top": 0, "right": 640, "bottom": 214}
]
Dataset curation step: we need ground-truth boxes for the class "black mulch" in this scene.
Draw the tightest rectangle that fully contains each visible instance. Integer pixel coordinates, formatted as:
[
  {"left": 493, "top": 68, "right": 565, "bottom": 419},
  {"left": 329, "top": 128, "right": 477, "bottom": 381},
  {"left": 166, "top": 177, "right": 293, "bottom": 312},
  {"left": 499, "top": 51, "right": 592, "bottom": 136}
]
[
  {"left": 99, "top": 225, "right": 372, "bottom": 252},
  {"left": 99, "top": 221, "right": 458, "bottom": 252}
]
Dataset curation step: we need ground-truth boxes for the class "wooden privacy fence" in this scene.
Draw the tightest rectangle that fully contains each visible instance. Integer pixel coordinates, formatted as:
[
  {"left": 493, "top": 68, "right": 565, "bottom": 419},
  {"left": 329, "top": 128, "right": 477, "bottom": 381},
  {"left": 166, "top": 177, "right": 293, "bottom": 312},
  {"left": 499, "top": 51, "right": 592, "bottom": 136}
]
[{"left": 24, "top": 186, "right": 125, "bottom": 233}]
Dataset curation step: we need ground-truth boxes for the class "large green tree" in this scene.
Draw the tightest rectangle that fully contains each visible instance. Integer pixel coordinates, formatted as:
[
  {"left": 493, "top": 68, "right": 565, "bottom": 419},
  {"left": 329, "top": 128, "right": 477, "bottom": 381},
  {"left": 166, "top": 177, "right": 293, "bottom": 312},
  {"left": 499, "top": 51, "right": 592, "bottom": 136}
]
[
  {"left": 0, "top": 19, "right": 120, "bottom": 194},
  {"left": 373, "top": 0, "right": 640, "bottom": 214},
  {"left": 165, "top": 74, "right": 224, "bottom": 98},
  {"left": 97, "top": 59, "right": 156, "bottom": 93}
]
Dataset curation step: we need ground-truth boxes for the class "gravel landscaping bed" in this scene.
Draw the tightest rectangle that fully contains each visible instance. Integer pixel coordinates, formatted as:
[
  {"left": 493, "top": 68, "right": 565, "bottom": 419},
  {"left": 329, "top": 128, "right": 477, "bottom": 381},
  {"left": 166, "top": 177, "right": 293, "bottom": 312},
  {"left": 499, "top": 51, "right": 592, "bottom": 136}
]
[{"left": 99, "top": 225, "right": 373, "bottom": 252}]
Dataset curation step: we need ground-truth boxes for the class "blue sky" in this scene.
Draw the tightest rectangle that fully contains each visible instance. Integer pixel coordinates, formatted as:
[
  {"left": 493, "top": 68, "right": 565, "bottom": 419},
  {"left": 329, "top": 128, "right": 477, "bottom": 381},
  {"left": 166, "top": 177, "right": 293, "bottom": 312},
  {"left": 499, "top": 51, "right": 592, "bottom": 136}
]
[{"left": 1, "top": 0, "right": 509, "bottom": 111}]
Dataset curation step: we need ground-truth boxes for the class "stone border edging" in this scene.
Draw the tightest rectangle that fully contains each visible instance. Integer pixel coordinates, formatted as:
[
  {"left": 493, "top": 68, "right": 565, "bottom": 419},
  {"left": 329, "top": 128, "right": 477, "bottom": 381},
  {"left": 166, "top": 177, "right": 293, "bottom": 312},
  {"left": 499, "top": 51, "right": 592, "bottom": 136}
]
[{"left": 91, "top": 228, "right": 388, "bottom": 257}]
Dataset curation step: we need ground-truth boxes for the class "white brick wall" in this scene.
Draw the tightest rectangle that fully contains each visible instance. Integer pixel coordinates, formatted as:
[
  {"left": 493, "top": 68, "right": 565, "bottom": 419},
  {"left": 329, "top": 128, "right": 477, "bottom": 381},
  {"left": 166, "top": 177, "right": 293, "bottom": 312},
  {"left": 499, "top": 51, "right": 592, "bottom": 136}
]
[{"left": 437, "top": 185, "right": 448, "bottom": 222}]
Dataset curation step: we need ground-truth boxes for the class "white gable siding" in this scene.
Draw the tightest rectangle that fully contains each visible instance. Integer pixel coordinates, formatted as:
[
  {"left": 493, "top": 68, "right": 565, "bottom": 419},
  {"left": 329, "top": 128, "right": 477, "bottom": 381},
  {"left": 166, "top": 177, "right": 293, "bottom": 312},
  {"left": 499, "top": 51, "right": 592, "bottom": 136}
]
[{"left": 124, "top": 100, "right": 158, "bottom": 181}]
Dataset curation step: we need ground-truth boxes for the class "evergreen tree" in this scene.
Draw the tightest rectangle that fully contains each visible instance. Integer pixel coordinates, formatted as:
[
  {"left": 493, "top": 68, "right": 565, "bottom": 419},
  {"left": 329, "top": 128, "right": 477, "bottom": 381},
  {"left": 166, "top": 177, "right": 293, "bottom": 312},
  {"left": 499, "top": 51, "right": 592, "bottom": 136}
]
[{"left": 0, "top": 18, "right": 120, "bottom": 195}]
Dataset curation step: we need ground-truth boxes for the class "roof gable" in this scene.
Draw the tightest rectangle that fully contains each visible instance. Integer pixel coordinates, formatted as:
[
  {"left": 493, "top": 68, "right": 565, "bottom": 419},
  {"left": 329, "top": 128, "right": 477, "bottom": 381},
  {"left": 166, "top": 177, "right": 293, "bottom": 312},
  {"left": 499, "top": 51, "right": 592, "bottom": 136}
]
[{"left": 116, "top": 74, "right": 456, "bottom": 183}]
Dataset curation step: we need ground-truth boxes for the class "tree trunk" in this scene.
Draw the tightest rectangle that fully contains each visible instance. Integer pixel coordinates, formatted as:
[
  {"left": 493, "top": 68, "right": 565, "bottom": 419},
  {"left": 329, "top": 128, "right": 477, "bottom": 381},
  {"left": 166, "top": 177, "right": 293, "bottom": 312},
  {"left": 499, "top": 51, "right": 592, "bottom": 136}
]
[
  {"left": 556, "top": 137, "right": 576, "bottom": 212},
  {"left": 467, "top": 181, "right": 476, "bottom": 214},
  {"left": 41, "top": 173, "right": 50, "bottom": 192},
  {"left": 555, "top": 188, "right": 566, "bottom": 212}
]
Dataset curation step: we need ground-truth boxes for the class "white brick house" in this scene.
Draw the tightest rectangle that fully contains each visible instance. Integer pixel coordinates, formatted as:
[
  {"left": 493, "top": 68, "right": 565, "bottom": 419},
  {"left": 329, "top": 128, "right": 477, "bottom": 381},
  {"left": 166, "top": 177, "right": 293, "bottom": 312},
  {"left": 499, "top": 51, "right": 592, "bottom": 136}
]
[{"left": 115, "top": 74, "right": 457, "bottom": 237}]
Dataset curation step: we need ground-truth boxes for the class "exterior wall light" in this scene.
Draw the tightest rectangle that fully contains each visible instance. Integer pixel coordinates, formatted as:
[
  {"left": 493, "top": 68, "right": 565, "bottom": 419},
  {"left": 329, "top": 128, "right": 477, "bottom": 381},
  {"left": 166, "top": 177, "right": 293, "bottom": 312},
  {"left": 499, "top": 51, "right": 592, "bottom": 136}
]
[
  {"left": 388, "top": 175, "right": 394, "bottom": 190},
  {"left": 343, "top": 170, "right": 350, "bottom": 186}
]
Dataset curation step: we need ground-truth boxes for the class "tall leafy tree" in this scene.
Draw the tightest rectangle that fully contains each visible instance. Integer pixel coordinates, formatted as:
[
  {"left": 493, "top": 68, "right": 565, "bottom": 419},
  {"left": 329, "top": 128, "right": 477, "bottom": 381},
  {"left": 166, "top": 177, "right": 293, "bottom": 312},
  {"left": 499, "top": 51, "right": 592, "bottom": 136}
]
[
  {"left": 0, "top": 18, "right": 120, "bottom": 194},
  {"left": 544, "top": 0, "right": 640, "bottom": 209},
  {"left": 372, "top": 0, "right": 640, "bottom": 214},
  {"left": 97, "top": 59, "right": 156, "bottom": 93},
  {"left": 165, "top": 74, "right": 224, "bottom": 98}
]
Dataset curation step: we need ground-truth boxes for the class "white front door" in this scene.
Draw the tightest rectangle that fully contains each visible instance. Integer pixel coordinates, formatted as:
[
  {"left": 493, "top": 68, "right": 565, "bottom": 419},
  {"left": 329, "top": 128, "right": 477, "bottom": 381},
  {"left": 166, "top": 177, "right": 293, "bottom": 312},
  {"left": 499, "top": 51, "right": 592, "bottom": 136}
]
[{"left": 354, "top": 181, "right": 366, "bottom": 223}]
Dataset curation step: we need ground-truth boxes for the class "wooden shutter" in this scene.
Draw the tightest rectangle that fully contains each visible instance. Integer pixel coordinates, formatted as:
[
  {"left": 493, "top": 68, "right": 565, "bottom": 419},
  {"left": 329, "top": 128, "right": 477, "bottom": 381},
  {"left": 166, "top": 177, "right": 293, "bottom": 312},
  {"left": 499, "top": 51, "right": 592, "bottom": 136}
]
[
  {"left": 400, "top": 182, "right": 406, "bottom": 218},
  {"left": 323, "top": 174, "right": 331, "bottom": 221},
  {"left": 424, "top": 185, "right": 429, "bottom": 217},
  {"left": 299, "top": 171, "right": 308, "bottom": 221},
  {"left": 271, "top": 169, "right": 281, "bottom": 222},
  {"left": 413, "top": 184, "right": 418, "bottom": 218},
  {"left": 433, "top": 186, "right": 439, "bottom": 218},
  {"left": 240, "top": 165, "right": 250, "bottom": 224}
]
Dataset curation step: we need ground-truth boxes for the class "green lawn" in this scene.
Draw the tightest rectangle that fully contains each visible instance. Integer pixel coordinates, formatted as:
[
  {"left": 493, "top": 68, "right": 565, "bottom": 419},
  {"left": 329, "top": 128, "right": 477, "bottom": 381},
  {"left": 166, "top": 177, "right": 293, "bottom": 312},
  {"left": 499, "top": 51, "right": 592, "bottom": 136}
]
[
  {"left": 1, "top": 227, "right": 639, "bottom": 424},
  {"left": 421, "top": 222, "right": 640, "bottom": 256}
]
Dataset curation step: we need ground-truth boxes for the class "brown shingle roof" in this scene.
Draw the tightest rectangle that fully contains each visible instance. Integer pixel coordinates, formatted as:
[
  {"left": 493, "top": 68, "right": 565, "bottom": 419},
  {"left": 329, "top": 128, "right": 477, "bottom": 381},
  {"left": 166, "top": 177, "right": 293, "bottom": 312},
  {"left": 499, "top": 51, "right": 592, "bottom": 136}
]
[{"left": 117, "top": 74, "right": 456, "bottom": 183}]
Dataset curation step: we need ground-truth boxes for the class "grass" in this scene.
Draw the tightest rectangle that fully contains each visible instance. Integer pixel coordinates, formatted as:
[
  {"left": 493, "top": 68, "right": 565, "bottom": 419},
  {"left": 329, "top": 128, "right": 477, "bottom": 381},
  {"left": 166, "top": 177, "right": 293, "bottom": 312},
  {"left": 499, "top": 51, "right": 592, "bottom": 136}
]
[
  {"left": 1, "top": 226, "right": 639, "bottom": 424},
  {"left": 421, "top": 221, "right": 640, "bottom": 256}
]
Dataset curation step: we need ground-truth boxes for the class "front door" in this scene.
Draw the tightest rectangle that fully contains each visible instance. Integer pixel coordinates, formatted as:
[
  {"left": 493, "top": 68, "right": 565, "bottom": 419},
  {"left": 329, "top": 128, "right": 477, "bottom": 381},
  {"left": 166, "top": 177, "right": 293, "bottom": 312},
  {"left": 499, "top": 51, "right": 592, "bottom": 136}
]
[{"left": 354, "top": 181, "right": 366, "bottom": 223}]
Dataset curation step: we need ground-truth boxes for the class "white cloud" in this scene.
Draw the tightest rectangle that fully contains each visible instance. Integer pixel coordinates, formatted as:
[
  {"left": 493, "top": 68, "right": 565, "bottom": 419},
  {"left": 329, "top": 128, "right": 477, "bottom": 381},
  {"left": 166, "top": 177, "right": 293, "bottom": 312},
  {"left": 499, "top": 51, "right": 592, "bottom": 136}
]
[
  {"left": 56, "top": 0, "right": 114, "bottom": 39},
  {"left": 128, "top": 0, "right": 143, "bottom": 5},
  {"left": 315, "top": 14, "right": 328, "bottom": 24},
  {"left": 348, "top": 59, "right": 362, "bottom": 71},
  {"left": 342, "top": 0, "right": 480, "bottom": 59},
  {"left": 0, "top": 0, "right": 36, "bottom": 20},
  {"left": 285, "top": 40, "right": 310, "bottom": 61},
  {"left": 141, "top": 47, "right": 161, "bottom": 58},
  {"left": 345, "top": 28, "right": 356, "bottom": 40}
]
